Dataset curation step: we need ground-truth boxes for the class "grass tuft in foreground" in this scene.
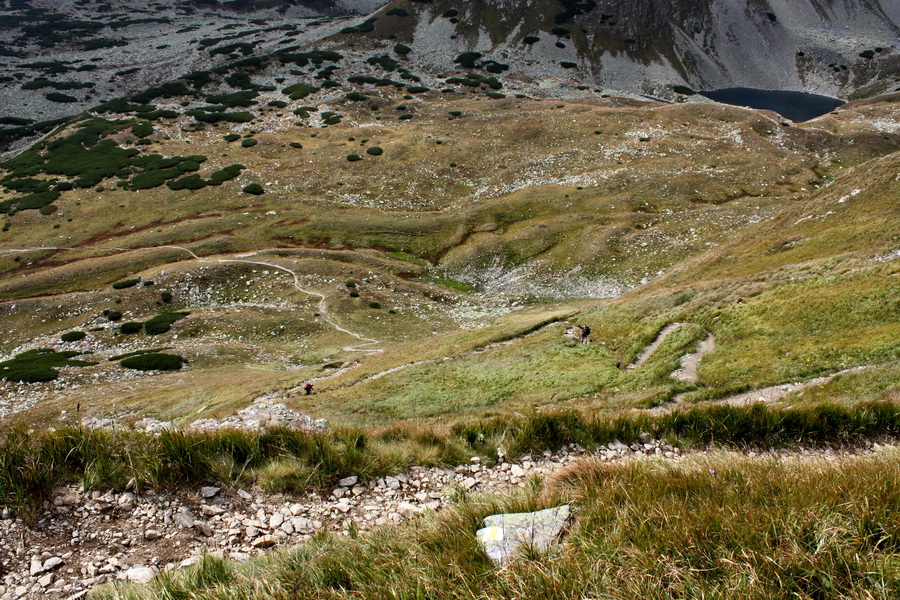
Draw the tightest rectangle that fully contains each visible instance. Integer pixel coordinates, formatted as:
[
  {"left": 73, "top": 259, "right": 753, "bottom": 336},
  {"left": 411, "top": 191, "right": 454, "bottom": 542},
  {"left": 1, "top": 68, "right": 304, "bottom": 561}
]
[
  {"left": 94, "top": 449, "right": 900, "bottom": 599},
  {"left": 1, "top": 402, "right": 898, "bottom": 521}
]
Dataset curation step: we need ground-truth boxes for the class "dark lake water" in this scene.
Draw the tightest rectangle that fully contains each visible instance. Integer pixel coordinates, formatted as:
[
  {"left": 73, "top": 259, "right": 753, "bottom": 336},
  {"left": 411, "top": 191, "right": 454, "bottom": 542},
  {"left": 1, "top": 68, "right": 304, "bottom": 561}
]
[{"left": 699, "top": 87, "right": 845, "bottom": 122}]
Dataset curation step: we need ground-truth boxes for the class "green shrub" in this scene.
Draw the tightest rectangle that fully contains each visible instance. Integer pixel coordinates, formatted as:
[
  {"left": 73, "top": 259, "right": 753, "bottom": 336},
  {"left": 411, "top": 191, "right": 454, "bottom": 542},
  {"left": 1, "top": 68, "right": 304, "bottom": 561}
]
[
  {"left": 167, "top": 174, "right": 207, "bottom": 191},
  {"left": 131, "top": 122, "right": 153, "bottom": 137},
  {"left": 368, "top": 301, "right": 382, "bottom": 309},
  {"left": 160, "top": 291, "right": 172, "bottom": 303},
  {"left": 523, "top": 35, "right": 540, "bottom": 44},
  {"left": 347, "top": 154, "right": 362, "bottom": 162},
  {"left": 454, "top": 51, "right": 482, "bottom": 68},
  {"left": 243, "top": 183, "right": 264, "bottom": 195},
  {"left": 487, "top": 92, "right": 506, "bottom": 99},
  {"left": 223, "top": 133, "right": 240, "bottom": 142},
  {"left": 206, "top": 164, "right": 244, "bottom": 186},
  {"left": 289, "top": 142, "right": 303, "bottom": 149},
  {"left": 107, "top": 310, "right": 122, "bottom": 321},
  {"left": 144, "top": 312, "right": 189, "bottom": 335},
  {"left": 349, "top": 291, "right": 360, "bottom": 297},
  {"left": 386, "top": 8, "right": 408, "bottom": 16},
  {"left": 267, "top": 100, "right": 288, "bottom": 108},
  {"left": 399, "top": 114, "right": 413, "bottom": 120},
  {"left": 119, "top": 322, "right": 143, "bottom": 334},
  {"left": 407, "top": 86, "right": 428, "bottom": 94},
  {"left": 394, "top": 43, "right": 412, "bottom": 55},
  {"left": 282, "top": 83, "right": 317, "bottom": 100},
  {"left": 241, "top": 138, "right": 258, "bottom": 148},
  {"left": 45, "top": 92, "right": 77, "bottom": 103},
  {"left": 112, "top": 278, "right": 140, "bottom": 289},
  {"left": 323, "top": 115, "right": 341, "bottom": 125},
  {"left": 345, "top": 281, "right": 357, "bottom": 288},
  {"left": 204, "top": 91, "right": 258, "bottom": 107},
  {"left": 365, "top": 146, "right": 383, "bottom": 156},
  {"left": 60, "top": 331, "right": 86, "bottom": 343},
  {"left": 120, "top": 353, "right": 185, "bottom": 371},
  {"left": 0, "top": 349, "right": 96, "bottom": 382},
  {"left": 345, "top": 92, "right": 367, "bottom": 101},
  {"left": 38, "top": 204, "right": 57, "bottom": 215}
]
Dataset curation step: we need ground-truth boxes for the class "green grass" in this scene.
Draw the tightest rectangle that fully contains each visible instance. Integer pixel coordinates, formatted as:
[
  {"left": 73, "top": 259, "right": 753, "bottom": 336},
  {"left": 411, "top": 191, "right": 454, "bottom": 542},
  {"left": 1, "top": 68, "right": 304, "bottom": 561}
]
[
  {"left": 93, "top": 448, "right": 900, "bottom": 600},
  {"left": 2, "top": 401, "right": 897, "bottom": 519}
]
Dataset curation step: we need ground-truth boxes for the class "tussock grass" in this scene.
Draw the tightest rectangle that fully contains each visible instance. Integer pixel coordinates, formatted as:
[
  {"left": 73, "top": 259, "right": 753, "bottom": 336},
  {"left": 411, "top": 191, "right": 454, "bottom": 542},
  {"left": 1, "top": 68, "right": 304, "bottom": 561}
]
[
  {"left": 93, "top": 449, "right": 900, "bottom": 599},
  {"left": 2, "top": 402, "right": 897, "bottom": 520}
]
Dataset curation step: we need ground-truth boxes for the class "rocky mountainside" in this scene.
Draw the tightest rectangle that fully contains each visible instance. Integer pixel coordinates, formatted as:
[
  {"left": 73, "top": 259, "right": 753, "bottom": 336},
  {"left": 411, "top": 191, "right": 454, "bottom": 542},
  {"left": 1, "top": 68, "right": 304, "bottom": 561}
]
[
  {"left": 369, "top": 0, "right": 900, "bottom": 96},
  {"left": 1, "top": 0, "right": 897, "bottom": 139}
]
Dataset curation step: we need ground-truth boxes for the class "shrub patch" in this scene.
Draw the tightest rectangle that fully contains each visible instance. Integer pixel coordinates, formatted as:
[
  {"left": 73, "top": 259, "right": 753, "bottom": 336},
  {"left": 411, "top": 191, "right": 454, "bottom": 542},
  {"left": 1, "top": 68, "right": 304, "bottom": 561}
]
[{"left": 0, "top": 349, "right": 97, "bottom": 383}]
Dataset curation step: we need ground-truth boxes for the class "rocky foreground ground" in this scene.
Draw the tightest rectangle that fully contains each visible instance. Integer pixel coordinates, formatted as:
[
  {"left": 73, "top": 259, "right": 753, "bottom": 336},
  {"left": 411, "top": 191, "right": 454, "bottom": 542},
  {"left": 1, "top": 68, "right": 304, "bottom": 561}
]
[{"left": 1, "top": 432, "right": 891, "bottom": 600}]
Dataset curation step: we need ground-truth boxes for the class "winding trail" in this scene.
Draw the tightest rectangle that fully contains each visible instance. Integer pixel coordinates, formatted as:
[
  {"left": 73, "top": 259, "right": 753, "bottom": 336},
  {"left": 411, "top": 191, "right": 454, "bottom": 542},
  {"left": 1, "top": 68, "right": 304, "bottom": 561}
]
[
  {"left": 0, "top": 244, "right": 382, "bottom": 369},
  {"left": 671, "top": 333, "right": 716, "bottom": 382},
  {"left": 626, "top": 322, "right": 685, "bottom": 370},
  {"left": 1, "top": 244, "right": 571, "bottom": 398}
]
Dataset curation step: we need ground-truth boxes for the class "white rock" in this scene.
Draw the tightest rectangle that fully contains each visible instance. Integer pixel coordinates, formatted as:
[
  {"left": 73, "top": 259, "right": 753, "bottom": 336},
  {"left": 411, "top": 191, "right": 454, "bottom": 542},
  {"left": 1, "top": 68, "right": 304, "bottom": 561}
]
[
  {"left": 42, "top": 557, "right": 63, "bottom": 572},
  {"left": 200, "top": 504, "right": 225, "bottom": 517},
  {"left": 200, "top": 486, "right": 221, "bottom": 499},
  {"left": 338, "top": 476, "right": 358, "bottom": 487},
  {"left": 250, "top": 535, "right": 277, "bottom": 549},
  {"left": 122, "top": 566, "right": 156, "bottom": 584},
  {"left": 269, "top": 513, "right": 284, "bottom": 529},
  {"left": 173, "top": 511, "right": 195, "bottom": 529},
  {"left": 144, "top": 530, "right": 162, "bottom": 541}
]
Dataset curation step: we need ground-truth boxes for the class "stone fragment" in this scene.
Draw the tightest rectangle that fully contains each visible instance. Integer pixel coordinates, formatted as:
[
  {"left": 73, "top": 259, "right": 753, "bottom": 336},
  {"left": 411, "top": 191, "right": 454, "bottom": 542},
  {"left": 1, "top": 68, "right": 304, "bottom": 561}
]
[
  {"left": 173, "top": 510, "right": 195, "bottom": 529},
  {"left": 476, "top": 505, "right": 571, "bottom": 567},
  {"left": 144, "top": 530, "right": 162, "bottom": 541},
  {"left": 43, "top": 557, "right": 63, "bottom": 572},
  {"left": 122, "top": 566, "right": 156, "bottom": 584},
  {"left": 195, "top": 521, "right": 214, "bottom": 537},
  {"left": 201, "top": 504, "right": 225, "bottom": 517},
  {"left": 200, "top": 486, "right": 221, "bottom": 499},
  {"left": 338, "top": 476, "right": 358, "bottom": 487},
  {"left": 251, "top": 535, "right": 278, "bottom": 548}
]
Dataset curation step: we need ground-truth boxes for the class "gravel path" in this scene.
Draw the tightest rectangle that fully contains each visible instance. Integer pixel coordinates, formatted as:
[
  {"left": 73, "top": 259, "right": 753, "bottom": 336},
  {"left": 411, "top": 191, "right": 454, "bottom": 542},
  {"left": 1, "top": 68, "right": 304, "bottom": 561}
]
[
  {"left": 626, "top": 322, "right": 685, "bottom": 371},
  {"left": 672, "top": 333, "right": 716, "bottom": 382}
]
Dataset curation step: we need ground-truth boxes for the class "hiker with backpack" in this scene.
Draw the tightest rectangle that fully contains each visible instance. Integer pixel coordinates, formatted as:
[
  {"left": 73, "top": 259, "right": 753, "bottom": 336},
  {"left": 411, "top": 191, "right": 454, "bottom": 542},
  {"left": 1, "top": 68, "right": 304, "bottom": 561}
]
[{"left": 578, "top": 324, "right": 591, "bottom": 344}]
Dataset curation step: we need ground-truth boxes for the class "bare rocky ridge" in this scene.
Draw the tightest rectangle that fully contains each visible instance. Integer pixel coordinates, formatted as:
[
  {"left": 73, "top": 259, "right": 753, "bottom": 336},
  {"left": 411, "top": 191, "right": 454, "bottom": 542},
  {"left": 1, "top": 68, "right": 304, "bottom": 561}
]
[{"left": 0, "top": 434, "right": 891, "bottom": 600}]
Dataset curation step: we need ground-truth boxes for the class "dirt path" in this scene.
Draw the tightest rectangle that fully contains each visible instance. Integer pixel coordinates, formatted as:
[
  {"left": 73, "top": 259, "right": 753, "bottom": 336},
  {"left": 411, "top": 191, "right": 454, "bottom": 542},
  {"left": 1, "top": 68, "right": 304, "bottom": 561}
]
[
  {"left": 625, "top": 322, "right": 685, "bottom": 371},
  {"left": 0, "top": 244, "right": 382, "bottom": 359},
  {"left": 646, "top": 364, "right": 880, "bottom": 416},
  {"left": 0, "top": 245, "right": 570, "bottom": 398},
  {"left": 671, "top": 333, "right": 716, "bottom": 382}
]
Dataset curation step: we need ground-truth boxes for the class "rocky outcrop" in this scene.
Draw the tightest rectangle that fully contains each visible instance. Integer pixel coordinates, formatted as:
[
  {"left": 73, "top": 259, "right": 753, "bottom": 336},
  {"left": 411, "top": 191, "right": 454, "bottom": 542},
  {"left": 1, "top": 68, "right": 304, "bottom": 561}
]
[{"left": 378, "top": 0, "right": 900, "bottom": 97}]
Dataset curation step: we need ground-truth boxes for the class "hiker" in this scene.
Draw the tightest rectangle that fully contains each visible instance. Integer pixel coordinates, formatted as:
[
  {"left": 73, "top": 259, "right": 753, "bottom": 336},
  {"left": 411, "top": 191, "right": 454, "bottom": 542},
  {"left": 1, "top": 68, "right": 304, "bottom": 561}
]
[
  {"left": 578, "top": 324, "right": 591, "bottom": 344},
  {"left": 303, "top": 381, "right": 313, "bottom": 395}
]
